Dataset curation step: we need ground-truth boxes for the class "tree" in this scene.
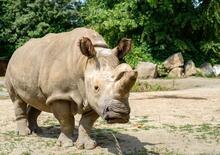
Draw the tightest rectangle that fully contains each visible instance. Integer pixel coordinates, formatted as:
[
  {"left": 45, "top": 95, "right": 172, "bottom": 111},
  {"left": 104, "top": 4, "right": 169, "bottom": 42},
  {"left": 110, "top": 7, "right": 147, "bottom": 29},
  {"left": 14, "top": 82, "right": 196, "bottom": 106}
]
[
  {"left": 0, "top": 0, "right": 82, "bottom": 58},
  {"left": 1, "top": 0, "right": 219, "bottom": 67},
  {"left": 81, "top": 0, "right": 220, "bottom": 67}
]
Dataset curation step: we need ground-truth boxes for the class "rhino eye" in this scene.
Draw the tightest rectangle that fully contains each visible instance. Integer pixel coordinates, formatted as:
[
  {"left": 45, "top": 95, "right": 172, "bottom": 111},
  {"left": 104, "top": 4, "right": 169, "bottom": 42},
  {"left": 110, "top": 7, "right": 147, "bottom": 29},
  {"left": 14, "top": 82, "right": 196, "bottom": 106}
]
[{"left": 94, "top": 85, "right": 99, "bottom": 91}]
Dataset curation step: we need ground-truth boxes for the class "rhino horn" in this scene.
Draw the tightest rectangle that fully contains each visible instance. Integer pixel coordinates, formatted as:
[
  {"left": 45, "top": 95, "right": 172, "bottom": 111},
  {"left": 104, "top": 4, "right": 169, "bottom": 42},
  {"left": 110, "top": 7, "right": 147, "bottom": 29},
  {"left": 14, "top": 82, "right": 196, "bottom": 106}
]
[{"left": 114, "top": 64, "right": 138, "bottom": 96}]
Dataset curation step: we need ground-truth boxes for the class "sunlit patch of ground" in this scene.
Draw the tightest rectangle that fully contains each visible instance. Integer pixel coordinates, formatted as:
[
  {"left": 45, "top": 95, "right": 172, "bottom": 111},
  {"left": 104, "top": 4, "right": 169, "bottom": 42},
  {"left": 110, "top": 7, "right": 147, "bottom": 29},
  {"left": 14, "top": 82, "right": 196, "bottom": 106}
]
[{"left": 0, "top": 77, "right": 220, "bottom": 155}]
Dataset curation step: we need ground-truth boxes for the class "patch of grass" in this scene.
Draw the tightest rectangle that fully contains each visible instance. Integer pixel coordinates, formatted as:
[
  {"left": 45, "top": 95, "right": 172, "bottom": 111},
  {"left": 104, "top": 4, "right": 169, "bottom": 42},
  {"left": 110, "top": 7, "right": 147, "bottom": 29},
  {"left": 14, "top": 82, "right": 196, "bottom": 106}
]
[
  {"left": 125, "top": 148, "right": 159, "bottom": 155},
  {"left": 21, "top": 151, "right": 32, "bottom": 155},
  {"left": 0, "top": 86, "right": 9, "bottom": 99},
  {"left": 173, "top": 115, "right": 188, "bottom": 118},
  {"left": 131, "top": 116, "right": 149, "bottom": 122},
  {"left": 195, "top": 68, "right": 216, "bottom": 78},
  {"left": 131, "top": 81, "right": 169, "bottom": 92},
  {"left": 195, "top": 69, "right": 204, "bottom": 77},
  {"left": 94, "top": 118, "right": 107, "bottom": 126},
  {"left": 13, "top": 137, "right": 24, "bottom": 142},
  {"left": 97, "top": 128, "right": 120, "bottom": 134},
  {"left": 91, "top": 128, "right": 123, "bottom": 145},
  {"left": 1, "top": 131, "right": 17, "bottom": 138},
  {"left": 91, "top": 128, "right": 120, "bottom": 140},
  {"left": 43, "top": 118, "right": 59, "bottom": 126},
  {"left": 149, "top": 147, "right": 182, "bottom": 155},
  {"left": 43, "top": 139, "right": 57, "bottom": 147},
  {"left": 163, "top": 123, "right": 220, "bottom": 143},
  {"left": 179, "top": 124, "right": 194, "bottom": 133},
  {"left": 195, "top": 123, "right": 220, "bottom": 142},
  {"left": 157, "top": 64, "right": 169, "bottom": 78},
  {"left": 163, "top": 124, "right": 178, "bottom": 132},
  {"left": 141, "top": 125, "right": 158, "bottom": 130},
  {"left": 131, "top": 116, "right": 157, "bottom": 131},
  {"left": 0, "top": 141, "right": 17, "bottom": 154}
]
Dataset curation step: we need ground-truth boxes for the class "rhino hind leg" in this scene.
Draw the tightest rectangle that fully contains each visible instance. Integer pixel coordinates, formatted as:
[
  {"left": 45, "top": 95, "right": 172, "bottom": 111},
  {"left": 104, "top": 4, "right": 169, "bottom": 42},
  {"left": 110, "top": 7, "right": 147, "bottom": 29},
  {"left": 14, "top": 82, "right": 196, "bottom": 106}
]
[
  {"left": 75, "top": 110, "right": 99, "bottom": 150},
  {"left": 50, "top": 101, "right": 75, "bottom": 147},
  {"left": 13, "top": 98, "right": 31, "bottom": 136},
  {"left": 27, "top": 106, "right": 42, "bottom": 134}
]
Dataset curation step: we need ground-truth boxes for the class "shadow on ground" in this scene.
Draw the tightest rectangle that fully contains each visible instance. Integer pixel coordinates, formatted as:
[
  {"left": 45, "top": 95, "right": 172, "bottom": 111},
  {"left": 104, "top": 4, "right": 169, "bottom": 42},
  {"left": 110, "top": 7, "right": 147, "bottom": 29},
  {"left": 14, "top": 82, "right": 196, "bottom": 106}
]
[
  {"left": 131, "top": 95, "right": 207, "bottom": 101},
  {"left": 37, "top": 125, "right": 159, "bottom": 155}
]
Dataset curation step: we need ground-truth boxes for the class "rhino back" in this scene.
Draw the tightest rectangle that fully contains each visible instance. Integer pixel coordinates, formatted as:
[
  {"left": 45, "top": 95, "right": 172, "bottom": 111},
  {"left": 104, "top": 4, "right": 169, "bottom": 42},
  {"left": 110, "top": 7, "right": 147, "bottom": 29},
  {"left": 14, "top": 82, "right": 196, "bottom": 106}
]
[{"left": 5, "top": 27, "right": 107, "bottom": 112}]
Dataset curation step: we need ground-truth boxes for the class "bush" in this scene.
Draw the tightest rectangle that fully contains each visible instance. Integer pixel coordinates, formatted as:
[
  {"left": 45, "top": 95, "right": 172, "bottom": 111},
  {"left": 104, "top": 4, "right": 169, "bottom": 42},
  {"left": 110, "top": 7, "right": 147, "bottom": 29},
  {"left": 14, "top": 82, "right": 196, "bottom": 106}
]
[{"left": 81, "top": 0, "right": 220, "bottom": 67}]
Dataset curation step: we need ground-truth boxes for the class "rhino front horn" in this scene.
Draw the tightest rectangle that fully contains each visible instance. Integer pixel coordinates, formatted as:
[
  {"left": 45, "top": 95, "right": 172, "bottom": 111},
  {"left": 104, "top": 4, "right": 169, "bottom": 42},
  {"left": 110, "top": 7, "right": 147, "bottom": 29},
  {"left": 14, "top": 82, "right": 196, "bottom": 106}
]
[{"left": 115, "top": 70, "right": 138, "bottom": 96}]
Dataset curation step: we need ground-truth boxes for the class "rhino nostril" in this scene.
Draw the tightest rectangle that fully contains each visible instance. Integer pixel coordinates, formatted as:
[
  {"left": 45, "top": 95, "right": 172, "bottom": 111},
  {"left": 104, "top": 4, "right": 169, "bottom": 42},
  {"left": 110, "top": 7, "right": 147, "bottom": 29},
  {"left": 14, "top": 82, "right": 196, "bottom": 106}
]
[
  {"left": 104, "top": 114, "right": 110, "bottom": 120},
  {"left": 105, "top": 106, "right": 110, "bottom": 112}
]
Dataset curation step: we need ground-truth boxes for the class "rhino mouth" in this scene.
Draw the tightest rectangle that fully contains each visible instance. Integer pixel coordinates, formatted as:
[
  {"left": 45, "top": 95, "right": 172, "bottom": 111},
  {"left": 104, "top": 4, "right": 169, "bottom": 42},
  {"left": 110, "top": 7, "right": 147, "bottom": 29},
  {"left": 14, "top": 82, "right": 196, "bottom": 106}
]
[
  {"left": 104, "top": 115, "right": 130, "bottom": 124},
  {"left": 103, "top": 105, "right": 130, "bottom": 124}
]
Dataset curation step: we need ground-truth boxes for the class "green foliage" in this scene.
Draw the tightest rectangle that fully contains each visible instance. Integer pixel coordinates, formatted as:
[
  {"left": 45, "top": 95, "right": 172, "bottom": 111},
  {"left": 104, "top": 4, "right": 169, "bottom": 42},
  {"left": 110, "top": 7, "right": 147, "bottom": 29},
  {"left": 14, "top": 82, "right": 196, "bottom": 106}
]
[
  {"left": 124, "top": 43, "right": 154, "bottom": 68},
  {"left": 0, "top": 0, "right": 219, "bottom": 67},
  {"left": 157, "top": 64, "right": 169, "bottom": 77},
  {"left": 0, "top": 0, "right": 82, "bottom": 58},
  {"left": 131, "top": 81, "right": 169, "bottom": 92},
  {"left": 81, "top": 0, "right": 220, "bottom": 66}
]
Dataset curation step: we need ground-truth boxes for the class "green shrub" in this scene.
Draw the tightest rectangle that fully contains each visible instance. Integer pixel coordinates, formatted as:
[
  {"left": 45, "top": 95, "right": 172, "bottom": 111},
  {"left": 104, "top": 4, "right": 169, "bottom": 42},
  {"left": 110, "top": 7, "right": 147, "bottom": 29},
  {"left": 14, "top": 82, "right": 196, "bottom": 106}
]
[{"left": 131, "top": 81, "right": 168, "bottom": 92}]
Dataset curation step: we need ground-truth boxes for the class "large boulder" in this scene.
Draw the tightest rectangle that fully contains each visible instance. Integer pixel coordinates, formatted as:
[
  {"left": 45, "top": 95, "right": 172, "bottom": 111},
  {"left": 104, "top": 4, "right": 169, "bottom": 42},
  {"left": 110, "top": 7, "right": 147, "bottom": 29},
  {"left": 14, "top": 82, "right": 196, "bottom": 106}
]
[
  {"left": 184, "top": 60, "right": 197, "bottom": 77},
  {"left": 200, "top": 62, "right": 214, "bottom": 77},
  {"left": 213, "top": 65, "right": 220, "bottom": 76},
  {"left": 136, "top": 62, "right": 157, "bottom": 79},
  {"left": 168, "top": 67, "right": 183, "bottom": 78},
  {"left": 163, "top": 52, "right": 184, "bottom": 71}
]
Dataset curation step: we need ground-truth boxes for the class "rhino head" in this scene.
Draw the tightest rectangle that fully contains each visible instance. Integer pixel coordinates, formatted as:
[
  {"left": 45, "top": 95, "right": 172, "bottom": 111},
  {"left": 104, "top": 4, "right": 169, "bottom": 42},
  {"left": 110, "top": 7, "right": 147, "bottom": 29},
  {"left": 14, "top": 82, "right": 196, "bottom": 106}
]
[{"left": 79, "top": 37, "right": 137, "bottom": 123}]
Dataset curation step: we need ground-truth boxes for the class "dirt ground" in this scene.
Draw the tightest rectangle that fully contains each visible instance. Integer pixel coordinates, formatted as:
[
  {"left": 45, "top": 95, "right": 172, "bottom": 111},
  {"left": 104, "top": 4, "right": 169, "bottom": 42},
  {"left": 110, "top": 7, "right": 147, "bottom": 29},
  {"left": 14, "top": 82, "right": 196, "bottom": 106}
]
[{"left": 0, "top": 77, "right": 219, "bottom": 155}]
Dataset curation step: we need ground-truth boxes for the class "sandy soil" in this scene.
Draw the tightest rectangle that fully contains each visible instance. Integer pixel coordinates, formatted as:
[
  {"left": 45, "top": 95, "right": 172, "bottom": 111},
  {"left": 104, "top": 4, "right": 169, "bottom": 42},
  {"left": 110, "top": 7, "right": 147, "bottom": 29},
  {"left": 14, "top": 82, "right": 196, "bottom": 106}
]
[{"left": 0, "top": 78, "right": 219, "bottom": 155}]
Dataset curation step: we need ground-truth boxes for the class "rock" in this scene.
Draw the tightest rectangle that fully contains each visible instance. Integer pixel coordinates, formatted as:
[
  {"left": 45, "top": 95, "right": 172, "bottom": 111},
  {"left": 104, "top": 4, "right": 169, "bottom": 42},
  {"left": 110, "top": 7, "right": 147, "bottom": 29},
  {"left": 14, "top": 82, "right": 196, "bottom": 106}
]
[
  {"left": 168, "top": 67, "right": 183, "bottom": 78},
  {"left": 213, "top": 65, "right": 220, "bottom": 76},
  {"left": 200, "top": 62, "right": 214, "bottom": 77},
  {"left": 136, "top": 62, "right": 157, "bottom": 79},
  {"left": 184, "top": 60, "right": 197, "bottom": 77},
  {"left": 163, "top": 52, "right": 184, "bottom": 71}
]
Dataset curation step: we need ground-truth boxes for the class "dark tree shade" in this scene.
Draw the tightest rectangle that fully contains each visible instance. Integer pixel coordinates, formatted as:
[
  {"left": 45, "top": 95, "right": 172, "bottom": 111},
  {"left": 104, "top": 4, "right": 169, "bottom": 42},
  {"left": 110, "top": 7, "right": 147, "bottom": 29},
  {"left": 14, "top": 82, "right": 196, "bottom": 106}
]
[
  {"left": 0, "top": 0, "right": 219, "bottom": 67},
  {"left": 0, "top": 0, "right": 83, "bottom": 58},
  {"left": 81, "top": 0, "right": 220, "bottom": 66}
]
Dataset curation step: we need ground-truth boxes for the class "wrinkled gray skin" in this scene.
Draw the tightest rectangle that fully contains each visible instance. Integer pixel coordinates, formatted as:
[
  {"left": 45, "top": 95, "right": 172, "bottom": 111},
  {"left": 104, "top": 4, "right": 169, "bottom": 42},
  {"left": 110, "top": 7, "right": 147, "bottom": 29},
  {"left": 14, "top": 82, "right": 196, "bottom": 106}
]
[{"left": 5, "top": 28, "right": 137, "bottom": 149}]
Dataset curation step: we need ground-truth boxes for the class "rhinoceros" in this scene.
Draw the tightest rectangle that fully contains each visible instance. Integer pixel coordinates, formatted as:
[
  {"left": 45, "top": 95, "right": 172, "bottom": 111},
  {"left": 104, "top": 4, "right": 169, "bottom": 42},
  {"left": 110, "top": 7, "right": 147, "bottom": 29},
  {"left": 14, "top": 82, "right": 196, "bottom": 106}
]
[{"left": 5, "top": 27, "right": 137, "bottom": 149}]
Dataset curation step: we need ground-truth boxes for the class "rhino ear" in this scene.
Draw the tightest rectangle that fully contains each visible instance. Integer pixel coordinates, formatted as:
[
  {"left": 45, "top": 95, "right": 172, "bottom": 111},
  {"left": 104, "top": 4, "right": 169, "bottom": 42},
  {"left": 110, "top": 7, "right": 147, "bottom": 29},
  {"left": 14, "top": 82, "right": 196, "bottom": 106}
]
[
  {"left": 113, "top": 38, "right": 132, "bottom": 59},
  {"left": 80, "top": 37, "right": 96, "bottom": 58}
]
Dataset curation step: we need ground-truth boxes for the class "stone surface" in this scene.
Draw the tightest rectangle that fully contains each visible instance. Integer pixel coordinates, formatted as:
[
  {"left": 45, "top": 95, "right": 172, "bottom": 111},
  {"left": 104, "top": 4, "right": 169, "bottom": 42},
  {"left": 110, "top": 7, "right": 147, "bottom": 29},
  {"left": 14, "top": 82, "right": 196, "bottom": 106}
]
[
  {"left": 213, "top": 65, "right": 220, "bottom": 76},
  {"left": 163, "top": 52, "right": 184, "bottom": 71},
  {"left": 168, "top": 67, "right": 183, "bottom": 78},
  {"left": 136, "top": 62, "right": 157, "bottom": 79},
  {"left": 184, "top": 60, "right": 197, "bottom": 77},
  {"left": 200, "top": 62, "right": 214, "bottom": 77}
]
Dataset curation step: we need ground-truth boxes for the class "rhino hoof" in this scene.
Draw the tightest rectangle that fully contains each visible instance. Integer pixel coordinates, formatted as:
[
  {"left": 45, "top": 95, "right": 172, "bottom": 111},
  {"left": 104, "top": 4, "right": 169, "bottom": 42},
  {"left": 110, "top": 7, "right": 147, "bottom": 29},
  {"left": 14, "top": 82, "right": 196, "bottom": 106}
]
[
  {"left": 29, "top": 126, "right": 43, "bottom": 135},
  {"left": 56, "top": 139, "right": 74, "bottom": 147},
  {"left": 56, "top": 133, "right": 74, "bottom": 147},
  {"left": 75, "top": 138, "right": 97, "bottom": 150},
  {"left": 17, "top": 128, "right": 31, "bottom": 136}
]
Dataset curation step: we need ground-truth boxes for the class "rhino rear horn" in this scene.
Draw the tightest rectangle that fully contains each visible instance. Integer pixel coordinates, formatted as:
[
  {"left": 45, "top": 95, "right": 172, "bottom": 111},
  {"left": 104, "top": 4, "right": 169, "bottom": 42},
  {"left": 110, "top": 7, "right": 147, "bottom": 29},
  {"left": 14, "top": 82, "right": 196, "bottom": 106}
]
[{"left": 80, "top": 37, "right": 96, "bottom": 58}]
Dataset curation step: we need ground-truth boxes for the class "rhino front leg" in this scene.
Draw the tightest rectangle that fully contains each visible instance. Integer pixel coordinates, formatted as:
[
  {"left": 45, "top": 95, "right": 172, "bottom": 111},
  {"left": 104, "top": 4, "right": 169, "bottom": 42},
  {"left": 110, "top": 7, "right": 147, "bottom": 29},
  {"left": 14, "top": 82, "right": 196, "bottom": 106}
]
[
  {"left": 27, "top": 106, "right": 42, "bottom": 134},
  {"left": 75, "top": 110, "right": 99, "bottom": 149},
  {"left": 14, "top": 98, "right": 31, "bottom": 135},
  {"left": 50, "top": 101, "right": 75, "bottom": 147}
]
